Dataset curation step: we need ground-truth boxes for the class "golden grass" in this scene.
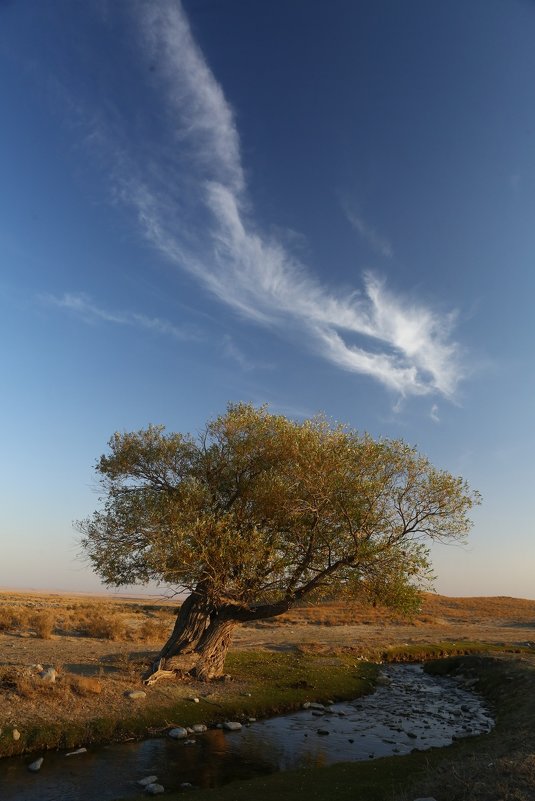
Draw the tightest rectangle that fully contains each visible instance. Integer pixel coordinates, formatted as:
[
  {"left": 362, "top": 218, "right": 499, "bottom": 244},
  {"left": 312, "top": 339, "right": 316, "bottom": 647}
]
[
  {"left": 0, "top": 592, "right": 175, "bottom": 642},
  {"left": 0, "top": 591, "right": 534, "bottom": 645}
]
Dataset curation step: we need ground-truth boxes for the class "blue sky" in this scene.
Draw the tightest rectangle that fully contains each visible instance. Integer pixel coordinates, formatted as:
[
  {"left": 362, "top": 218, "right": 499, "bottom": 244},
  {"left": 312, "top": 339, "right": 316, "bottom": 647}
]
[{"left": 1, "top": 0, "right": 534, "bottom": 598}]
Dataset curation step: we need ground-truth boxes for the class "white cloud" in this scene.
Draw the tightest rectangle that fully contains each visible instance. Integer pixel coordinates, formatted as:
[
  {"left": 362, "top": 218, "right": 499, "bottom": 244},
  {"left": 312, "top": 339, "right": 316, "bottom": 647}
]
[
  {"left": 43, "top": 292, "right": 199, "bottom": 341},
  {"left": 430, "top": 403, "right": 440, "bottom": 423},
  {"left": 87, "top": 0, "right": 465, "bottom": 401}
]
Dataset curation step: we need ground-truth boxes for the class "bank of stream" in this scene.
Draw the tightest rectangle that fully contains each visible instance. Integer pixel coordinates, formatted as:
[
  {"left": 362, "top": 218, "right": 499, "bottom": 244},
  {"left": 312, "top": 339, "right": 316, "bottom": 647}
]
[{"left": 0, "top": 664, "right": 493, "bottom": 801}]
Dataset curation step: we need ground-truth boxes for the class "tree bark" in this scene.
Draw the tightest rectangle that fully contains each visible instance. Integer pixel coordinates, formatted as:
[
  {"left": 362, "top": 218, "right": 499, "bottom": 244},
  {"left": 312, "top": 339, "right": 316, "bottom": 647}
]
[
  {"left": 192, "top": 614, "right": 237, "bottom": 681},
  {"left": 143, "top": 591, "right": 211, "bottom": 683}
]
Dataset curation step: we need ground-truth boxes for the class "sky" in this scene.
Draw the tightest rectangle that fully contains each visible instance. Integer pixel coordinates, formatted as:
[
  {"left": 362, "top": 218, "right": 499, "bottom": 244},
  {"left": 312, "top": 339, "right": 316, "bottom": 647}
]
[{"left": 1, "top": 0, "right": 534, "bottom": 599}]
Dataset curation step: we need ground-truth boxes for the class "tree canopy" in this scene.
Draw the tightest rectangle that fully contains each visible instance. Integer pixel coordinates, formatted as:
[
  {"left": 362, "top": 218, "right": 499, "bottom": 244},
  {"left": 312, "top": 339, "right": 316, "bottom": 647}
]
[{"left": 78, "top": 403, "right": 480, "bottom": 680}]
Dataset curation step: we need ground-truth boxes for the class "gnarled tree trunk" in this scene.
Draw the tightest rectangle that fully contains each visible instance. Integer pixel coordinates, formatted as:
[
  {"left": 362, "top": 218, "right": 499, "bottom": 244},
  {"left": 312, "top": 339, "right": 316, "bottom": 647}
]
[
  {"left": 144, "top": 591, "right": 212, "bottom": 684},
  {"left": 144, "top": 596, "right": 296, "bottom": 684}
]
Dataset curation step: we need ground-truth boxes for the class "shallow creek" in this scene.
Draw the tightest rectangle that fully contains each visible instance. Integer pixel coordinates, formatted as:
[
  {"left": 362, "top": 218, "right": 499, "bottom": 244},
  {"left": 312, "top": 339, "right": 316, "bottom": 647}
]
[{"left": 0, "top": 664, "right": 494, "bottom": 801}]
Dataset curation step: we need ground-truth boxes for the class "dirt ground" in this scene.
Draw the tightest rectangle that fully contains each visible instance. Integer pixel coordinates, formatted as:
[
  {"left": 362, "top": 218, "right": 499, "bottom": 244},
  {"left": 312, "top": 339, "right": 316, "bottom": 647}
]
[{"left": 1, "top": 592, "right": 535, "bottom": 736}]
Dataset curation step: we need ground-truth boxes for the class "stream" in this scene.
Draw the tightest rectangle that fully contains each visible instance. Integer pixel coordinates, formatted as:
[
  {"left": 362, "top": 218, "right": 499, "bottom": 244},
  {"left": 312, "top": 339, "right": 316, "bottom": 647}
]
[{"left": 0, "top": 664, "right": 494, "bottom": 801}]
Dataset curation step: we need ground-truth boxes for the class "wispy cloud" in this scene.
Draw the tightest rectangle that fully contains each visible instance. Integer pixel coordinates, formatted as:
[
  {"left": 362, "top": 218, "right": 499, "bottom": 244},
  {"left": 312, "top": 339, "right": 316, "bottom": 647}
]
[
  {"left": 342, "top": 202, "right": 393, "bottom": 259},
  {"left": 85, "top": 0, "right": 465, "bottom": 400},
  {"left": 221, "top": 335, "right": 255, "bottom": 372},
  {"left": 42, "top": 292, "right": 199, "bottom": 341},
  {"left": 220, "top": 334, "right": 274, "bottom": 372},
  {"left": 430, "top": 403, "right": 440, "bottom": 423}
]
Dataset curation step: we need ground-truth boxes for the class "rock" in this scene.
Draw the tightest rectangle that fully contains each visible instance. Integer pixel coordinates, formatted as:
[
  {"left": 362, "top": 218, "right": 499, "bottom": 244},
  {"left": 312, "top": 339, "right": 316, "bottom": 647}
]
[
  {"left": 247, "top": 717, "right": 256, "bottom": 723},
  {"left": 126, "top": 690, "right": 146, "bottom": 699},
  {"left": 406, "top": 731, "right": 417, "bottom": 739},
  {"left": 169, "top": 727, "right": 188, "bottom": 739},
  {"left": 12, "top": 729, "right": 21, "bottom": 741},
  {"left": 28, "top": 757, "right": 44, "bottom": 772},
  {"left": 376, "top": 674, "right": 392, "bottom": 686},
  {"left": 192, "top": 724, "right": 207, "bottom": 733},
  {"left": 138, "top": 776, "right": 159, "bottom": 787},
  {"left": 308, "top": 702, "right": 325, "bottom": 711},
  {"left": 302, "top": 702, "right": 311, "bottom": 709},
  {"left": 66, "top": 748, "right": 87, "bottom": 756},
  {"left": 180, "top": 783, "right": 193, "bottom": 789},
  {"left": 317, "top": 729, "right": 330, "bottom": 735},
  {"left": 311, "top": 710, "right": 324, "bottom": 716},
  {"left": 146, "top": 783, "right": 165, "bottom": 795},
  {"left": 39, "top": 668, "right": 56, "bottom": 683},
  {"left": 223, "top": 721, "right": 242, "bottom": 731},
  {"left": 191, "top": 697, "right": 200, "bottom": 703}
]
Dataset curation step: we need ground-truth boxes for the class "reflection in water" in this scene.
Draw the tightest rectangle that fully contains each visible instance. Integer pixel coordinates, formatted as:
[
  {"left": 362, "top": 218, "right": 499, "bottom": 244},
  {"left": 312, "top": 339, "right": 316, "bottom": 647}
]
[{"left": 0, "top": 665, "right": 494, "bottom": 801}]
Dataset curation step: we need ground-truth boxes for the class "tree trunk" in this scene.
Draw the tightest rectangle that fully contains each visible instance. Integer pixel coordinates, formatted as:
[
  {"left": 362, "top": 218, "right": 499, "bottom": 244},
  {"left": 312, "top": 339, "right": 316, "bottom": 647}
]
[
  {"left": 192, "top": 615, "right": 237, "bottom": 681},
  {"left": 144, "top": 595, "right": 298, "bottom": 684},
  {"left": 143, "top": 592, "right": 211, "bottom": 684},
  {"left": 159, "top": 593, "right": 211, "bottom": 659}
]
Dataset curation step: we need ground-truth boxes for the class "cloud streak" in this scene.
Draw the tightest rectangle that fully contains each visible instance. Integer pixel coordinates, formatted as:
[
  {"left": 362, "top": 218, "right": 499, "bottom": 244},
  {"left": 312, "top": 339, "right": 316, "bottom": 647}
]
[
  {"left": 43, "top": 292, "right": 199, "bottom": 341},
  {"left": 95, "top": 0, "right": 465, "bottom": 400}
]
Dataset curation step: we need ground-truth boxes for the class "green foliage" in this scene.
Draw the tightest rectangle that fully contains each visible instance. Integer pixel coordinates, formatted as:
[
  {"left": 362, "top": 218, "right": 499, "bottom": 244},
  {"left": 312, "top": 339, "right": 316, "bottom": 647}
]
[{"left": 78, "top": 403, "right": 480, "bottom": 616}]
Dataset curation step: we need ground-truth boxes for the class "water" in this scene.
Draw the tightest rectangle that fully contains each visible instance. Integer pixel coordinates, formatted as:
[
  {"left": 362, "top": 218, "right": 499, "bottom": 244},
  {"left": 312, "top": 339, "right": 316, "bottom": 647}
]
[{"left": 0, "top": 665, "right": 494, "bottom": 801}]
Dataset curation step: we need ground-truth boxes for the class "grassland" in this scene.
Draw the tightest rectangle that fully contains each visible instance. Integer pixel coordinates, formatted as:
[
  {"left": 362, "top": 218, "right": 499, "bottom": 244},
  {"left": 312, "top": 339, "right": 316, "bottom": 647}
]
[{"left": 1, "top": 590, "right": 535, "bottom": 798}]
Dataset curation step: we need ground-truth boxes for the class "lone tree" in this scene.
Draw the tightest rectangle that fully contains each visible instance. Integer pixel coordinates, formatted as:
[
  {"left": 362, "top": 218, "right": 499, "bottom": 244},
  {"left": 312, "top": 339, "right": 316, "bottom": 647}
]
[{"left": 78, "top": 403, "right": 480, "bottom": 683}]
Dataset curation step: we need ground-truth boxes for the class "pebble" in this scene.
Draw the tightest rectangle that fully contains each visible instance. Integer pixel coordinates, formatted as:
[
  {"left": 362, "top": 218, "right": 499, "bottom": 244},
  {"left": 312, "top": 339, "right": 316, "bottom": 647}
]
[
  {"left": 192, "top": 724, "right": 207, "bottom": 733},
  {"left": 12, "top": 729, "right": 21, "bottom": 741},
  {"left": 28, "top": 758, "right": 44, "bottom": 772},
  {"left": 146, "top": 783, "right": 165, "bottom": 795},
  {"left": 66, "top": 748, "right": 87, "bottom": 756},
  {"left": 168, "top": 727, "right": 188, "bottom": 739},
  {"left": 138, "top": 776, "right": 158, "bottom": 787},
  {"left": 223, "top": 721, "right": 242, "bottom": 731},
  {"left": 126, "top": 690, "right": 146, "bottom": 700},
  {"left": 39, "top": 668, "right": 56, "bottom": 683}
]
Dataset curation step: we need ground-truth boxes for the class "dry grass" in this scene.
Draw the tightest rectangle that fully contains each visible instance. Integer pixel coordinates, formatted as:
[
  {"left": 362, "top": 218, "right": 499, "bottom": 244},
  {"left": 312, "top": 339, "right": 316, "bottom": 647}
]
[
  {"left": 0, "top": 592, "right": 175, "bottom": 642},
  {"left": 70, "top": 676, "right": 103, "bottom": 696},
  {"left": 264, "top": 593, "right": 535, "bottom": 629},
  {"left": 1, "top": 591, "right": 534, "bottom": 645},
  {"left": 29, "top": 610, "right": 55, "bottom": 639}
]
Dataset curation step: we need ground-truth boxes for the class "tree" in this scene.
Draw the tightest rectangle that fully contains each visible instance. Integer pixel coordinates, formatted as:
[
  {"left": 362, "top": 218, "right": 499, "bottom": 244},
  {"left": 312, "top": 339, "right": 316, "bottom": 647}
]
[{"left": 78, "top": 403, "right": 480, "bottom": 682}]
